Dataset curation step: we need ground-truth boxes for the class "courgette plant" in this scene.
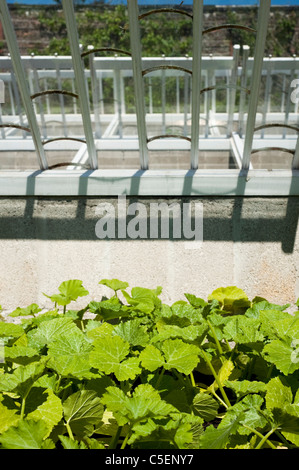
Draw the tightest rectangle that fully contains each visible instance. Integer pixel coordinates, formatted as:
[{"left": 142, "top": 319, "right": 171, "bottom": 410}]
[{"left": 0, "top": 280, "right": 298, "bottom": 450}]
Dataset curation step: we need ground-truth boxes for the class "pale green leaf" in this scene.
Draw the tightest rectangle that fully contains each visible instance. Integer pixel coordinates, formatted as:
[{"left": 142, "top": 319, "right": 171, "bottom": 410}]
[
  {"left": 184, "top": 293, "right": 207, "bottom": 309},
  {"left": 9, "top": 303, "right": 41, "bottom": 318},
  {"left": 208, "top": 286, "right": 250, "bottom": 313},
  {"left": 59, "top": 435, "right": 88, "bottom": 449},
  {"left": 86, "top": 322, "right": 114, "bottom": 341},
  {"left": 223, "top": 316, "right": 264, "bottom": 344},
  {"left": 0, "top": 419, "right": 49, "bottom": 449},
  {"left": 0, "top": 359, "right": 47, "bottom": 398},
  {"left": 139, "top": 344, "right": 165, "bottom": 372},
  {"left": 199, "top": 416, "right": 241, "bottom": 449},
  {"left": 122, "top": 286, "right": 162, "bottom": 313},
  {"left": 151, "top": 323, "right": 208, "bottom": 344},
  {"left": 48, "top": 330, "right": 92, "bottom": 357},
  {"left": 4, "top": 345, "right": 40, "bottom": 365},
  {"left": 0, "top": 322, "right": 24, "bottom": 339},
  {"left": 162, "top": 339, "right": 200, "bottom": 375},
  {"left": 89, "top": 334, "right": 129, "bottom": 373},
  {"left": 102, "top": 383, "right": 177, "bottom": 427},
  {"left": 28, "top": 317, "right": 80, "bottom": 349},
  {"left": 0, "top": 397, "right": 19, "bottom": 434},
  {"left": 27, "top": 388, "right": 63, "bottom": 437},
  {"left": 90, "top": 334, "right": 141, "bottom": 381},
  {"left": 170, "top": 301, "right": 201, "bottom": 323},
  {"left": 220, "top": 395, "right": 267, "bottom": 436},
  {"left": 263, "top": 339, "right": 299, "bottom": 375},
  {"left": 99, "top": 278, "right": 129, "bottom": 292},
  {"left": 113, "top": 319, "right": 149, "bottom": 347},
  {"left": 174, "top": 414, "right": 204, "bottom": 449},
  {"left": 43, "top": 279, "right": 89, "bottom": 306},
  {"left": 265, "top": 376, "right": 293, "bottom": 410},
  {"left": 225, "top": 380, "right": 266, "bottom": 399}
]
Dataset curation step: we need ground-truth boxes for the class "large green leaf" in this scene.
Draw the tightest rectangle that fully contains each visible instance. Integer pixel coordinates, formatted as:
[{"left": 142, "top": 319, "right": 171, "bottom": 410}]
[
  {"left": 151, "top": 323, "right": 208, "bottom": 344},
  {"left": 265, "top": 376, "right": 299, "bottom": 446},
  {"left": 184, "top": 293, "right": 207, "bottom": 309},
  {"left": 140, "top": 339, "right": 200, "bottom": 375},
  {"left": 28, "top": 317, "right": 80, "bottom": 349},
  {"left": 223, "top": 316, "right": 264, "bottom": 344},
  {"left": 170, "top": 301, "right": 201, "bottom": 324},
  {"left": 113, "top": 319, "right": 149, "bottom": 347},
  {"left": 47, "top": 330, "right": 94, "bottom": 378},
  {"left": 139, "top": 344, "right": 165, "bottom": 372},
  {"left": 99, "top": 278, "right": 129, "bottom": 292},
  {"left": 0, "top": 419, "right": 52, "bottom": 449},
  {"left": 102, "top": 383, "right": 177, "bottom": 428},
  {"left": 220, "top": 394, "right": 267, "bottom": 437},
  {"left": 0, "top": 396, "right": 20, "bottom": 434},
  {"left": 246, "top": 301, "right": 290, "bottom": 319},
  {"left": 63, "top": 390, "right": 104, "bottom": 439},
  {"left": 265, "top": 376, "right": 293, "bottom": 410},
  {"left": 89, "top": 298, "right": 130, "bottom": 321},
  {"left": 260, "top": 311, "right": 299, "bottom": 341},
  {"left": 0, "top": 359, "right": 47, "bottom": 398},
  {"left": 225, "top": 380, "right": 267, "bottom": 399},
  {"left": 4, "top": 345, "right": 40, "bottom": 365},
  {"left": 199, "top": 416, "right": 241, "bottom": 449},
  {"left": 26, "top": 388, "right": 63, "bottom": 437},
  {"left": 161, "top": 339, "right": 200, "bottom": 375},
  {"left": 9, "top": 303, "right": 41, "bottom": 318},
  {"left": 192, "top": 393, "right": 219, "bottom": 422},
  {"left": 89, "top": 335, "right": 141, "bottom": 381},
  {"left": 43, "top": 279, "right": 89, "bottom": 306},
  {"left": 208, "top": 286, "right": 250, "bottom": 313},
  {"left": 263, "top": 339, "right": 299, "bottom": 375},
  {"left": 122, "top": 286, "right": 162, "bottom": 313},
  {"left": 0, "top": 322, "right": 24, "bottom": 339}
]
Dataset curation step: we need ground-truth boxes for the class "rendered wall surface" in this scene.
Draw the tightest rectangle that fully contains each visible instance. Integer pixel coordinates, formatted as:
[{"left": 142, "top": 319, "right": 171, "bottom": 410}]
[{"left": 0, "top": 196, "right": 298, "bottom": 313}]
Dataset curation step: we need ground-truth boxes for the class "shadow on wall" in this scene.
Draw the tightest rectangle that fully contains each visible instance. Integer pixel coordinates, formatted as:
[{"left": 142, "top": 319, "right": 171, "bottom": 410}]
[{"left": 0, "top": 193, "right": 298, "bottom": 254}]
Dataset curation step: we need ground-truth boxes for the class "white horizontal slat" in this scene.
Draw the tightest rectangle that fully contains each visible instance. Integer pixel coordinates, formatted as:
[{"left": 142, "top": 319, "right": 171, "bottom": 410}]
[{"left": 0, "top": 169, "right": 298, "bottom": 197}]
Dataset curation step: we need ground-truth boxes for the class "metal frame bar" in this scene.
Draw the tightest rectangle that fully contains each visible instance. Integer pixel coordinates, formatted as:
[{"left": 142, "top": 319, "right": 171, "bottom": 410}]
[
  {"left": 62, "top": 0, "right": 97, "bottom": 169},
  {"left": 0, "top": 1, "right": 48, "bottom": 170},
  {"left": 127, "top": 0, "right": 149, "bottom": 170},
  {"left": 1, "top": 168, "right": 298, "bottom": 197},
  {"left": 242, "top": 0, "right": 271, "bottom": 170},
  {"left": 190, "top": 0, "right": 203, "bottom": 169}
]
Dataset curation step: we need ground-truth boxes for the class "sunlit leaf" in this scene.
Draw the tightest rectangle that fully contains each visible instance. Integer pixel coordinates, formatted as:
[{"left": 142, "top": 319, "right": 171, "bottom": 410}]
[{"left": 0, "top": 419, "right": 50, "bottom": 449}]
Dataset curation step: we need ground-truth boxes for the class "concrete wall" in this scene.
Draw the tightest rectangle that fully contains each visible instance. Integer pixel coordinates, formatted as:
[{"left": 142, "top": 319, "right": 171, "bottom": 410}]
[{"left": 0, "top": 196, "right": 298, "bottom": 313}]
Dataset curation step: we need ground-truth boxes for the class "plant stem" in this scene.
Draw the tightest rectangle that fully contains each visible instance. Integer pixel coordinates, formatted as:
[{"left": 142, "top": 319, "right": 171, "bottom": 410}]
[
  {"left": 55, "top": 374, "right": 62, "bottom": 394},
  {"left": 266, "top": 363, "right": 274, "bottom": 381},
  {"left": 210, "top": 389, "right": 228, "bottom": 409},
  {"left": 255, "top": 427, "right": 277, "bottom": 449},
  {"left": 155, "top": 367, "right": 165, "bottom": 389},
  {"left": 120, "top": 431, "right": 130, "bottom": 449},
  {"left": 201, "top": 348, "right": 231, "bottom": 408},
  {"left": 242, "top": 424, "right": 277, "bottom": 449},
  {"left": 189, "top": 371, "right": 196, "bottom": 387},
  {"left": 207, "top": 319, "right": 224, "bottom": 356},
  {"left": 66, "top": 421, "right": 75, "bottom": 440},
  {"left": 20, "top": 397, "right": 26, "bottom": 420},
  {"left": 109, "top": 426, "right": 123, "bottom": 449}
]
